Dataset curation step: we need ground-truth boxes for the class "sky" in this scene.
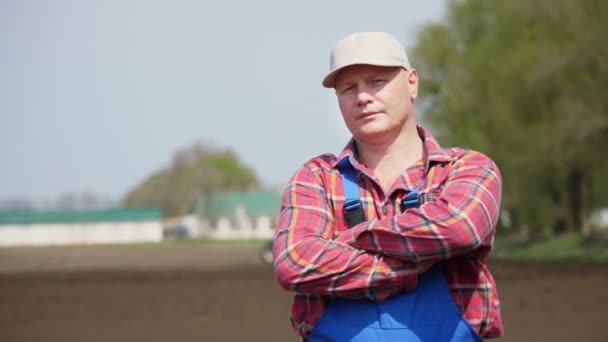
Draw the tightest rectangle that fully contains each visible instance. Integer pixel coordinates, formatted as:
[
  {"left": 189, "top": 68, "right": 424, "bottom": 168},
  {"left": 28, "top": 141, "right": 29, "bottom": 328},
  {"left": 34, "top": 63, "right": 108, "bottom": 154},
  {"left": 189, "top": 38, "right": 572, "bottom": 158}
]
[{"left": 1, "top": 0, "right": 447, "bottom": 202}]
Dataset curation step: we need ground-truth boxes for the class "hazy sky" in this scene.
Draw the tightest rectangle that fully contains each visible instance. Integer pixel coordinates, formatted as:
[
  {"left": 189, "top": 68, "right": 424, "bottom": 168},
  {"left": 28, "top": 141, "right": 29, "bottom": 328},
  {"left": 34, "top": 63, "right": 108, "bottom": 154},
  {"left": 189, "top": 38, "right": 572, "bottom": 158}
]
[{"left": 1, "top": 0, "right": 447, "bottom": 201}]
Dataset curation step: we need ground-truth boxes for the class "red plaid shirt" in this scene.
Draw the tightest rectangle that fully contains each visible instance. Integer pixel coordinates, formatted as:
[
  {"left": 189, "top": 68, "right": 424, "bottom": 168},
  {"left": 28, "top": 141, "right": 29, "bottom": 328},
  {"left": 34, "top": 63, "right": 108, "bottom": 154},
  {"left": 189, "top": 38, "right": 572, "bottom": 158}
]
[{"left": 273, "top": 126, "right": 504, "bottom": 339}]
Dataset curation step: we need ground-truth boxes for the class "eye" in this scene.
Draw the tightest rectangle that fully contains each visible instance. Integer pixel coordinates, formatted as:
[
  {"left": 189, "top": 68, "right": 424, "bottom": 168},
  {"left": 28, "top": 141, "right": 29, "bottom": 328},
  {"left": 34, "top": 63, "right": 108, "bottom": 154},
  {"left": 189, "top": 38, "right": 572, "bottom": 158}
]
[
  {"left": 371, "top": 79, "right": 386, "bottom": 86},
  {"left": 341, "top": 85, "right": 355, "bottom": 95}
]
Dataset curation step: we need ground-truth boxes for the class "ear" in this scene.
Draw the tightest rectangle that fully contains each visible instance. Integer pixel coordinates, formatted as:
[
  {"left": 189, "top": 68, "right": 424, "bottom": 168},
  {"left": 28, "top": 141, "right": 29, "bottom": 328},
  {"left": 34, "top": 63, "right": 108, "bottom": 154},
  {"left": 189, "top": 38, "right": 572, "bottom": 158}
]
[{"left": 407, "top": 69, "right": 419, "bottom": 101}]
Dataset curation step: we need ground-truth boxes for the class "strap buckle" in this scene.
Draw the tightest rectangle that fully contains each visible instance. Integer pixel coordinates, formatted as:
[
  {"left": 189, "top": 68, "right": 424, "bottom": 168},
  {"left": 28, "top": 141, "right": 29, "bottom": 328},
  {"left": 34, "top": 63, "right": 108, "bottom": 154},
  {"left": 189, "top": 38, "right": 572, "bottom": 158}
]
[
  {"left": 401, "top": 189, "right": 422, "bottom": 210},
  {"left": 343, "top": 199, "right": 366, "bottom": 227}
]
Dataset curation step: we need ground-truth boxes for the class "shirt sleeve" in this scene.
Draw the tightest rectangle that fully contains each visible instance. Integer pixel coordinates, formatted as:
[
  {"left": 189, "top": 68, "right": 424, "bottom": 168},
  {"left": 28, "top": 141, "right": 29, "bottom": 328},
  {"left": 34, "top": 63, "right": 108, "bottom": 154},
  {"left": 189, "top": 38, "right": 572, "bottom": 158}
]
[
  {"left": 335, "top": 151, "right": 502, "bottom": 263},
  {"left": 273, "top": 161, "right": 418, "bottom": 301}
]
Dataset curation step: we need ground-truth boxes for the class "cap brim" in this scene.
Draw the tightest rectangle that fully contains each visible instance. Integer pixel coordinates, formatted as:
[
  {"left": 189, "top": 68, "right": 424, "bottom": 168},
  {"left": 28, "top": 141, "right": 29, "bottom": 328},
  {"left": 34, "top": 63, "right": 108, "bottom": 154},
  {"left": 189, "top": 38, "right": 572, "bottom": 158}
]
[
  {"left": 322, "top": 60, "right": 409, "bottom": 88},
  {"left": 322, "top": 69, "right": 342, "bottom": 88}
]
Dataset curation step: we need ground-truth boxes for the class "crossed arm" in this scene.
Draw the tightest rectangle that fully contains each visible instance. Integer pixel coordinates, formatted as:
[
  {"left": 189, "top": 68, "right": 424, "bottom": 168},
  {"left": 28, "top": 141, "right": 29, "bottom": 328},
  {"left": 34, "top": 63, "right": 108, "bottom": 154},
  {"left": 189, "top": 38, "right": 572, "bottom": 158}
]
[
  {"left": 335, "top": 155, "right": 502, "bottom": 263},
  {"left": 273, "top": 152, "right": 501, "bottom": 301},
  {"left": 272, "top": 166, "right": 418, "bottom": 302}
]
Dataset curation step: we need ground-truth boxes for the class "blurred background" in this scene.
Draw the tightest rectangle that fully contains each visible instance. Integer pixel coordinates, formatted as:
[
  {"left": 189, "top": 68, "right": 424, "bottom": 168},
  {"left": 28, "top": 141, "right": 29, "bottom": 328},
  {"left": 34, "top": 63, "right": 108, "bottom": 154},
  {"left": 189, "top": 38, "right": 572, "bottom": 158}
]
[{"left": 1, "top": 0, "right": 607, "bottom": 341}]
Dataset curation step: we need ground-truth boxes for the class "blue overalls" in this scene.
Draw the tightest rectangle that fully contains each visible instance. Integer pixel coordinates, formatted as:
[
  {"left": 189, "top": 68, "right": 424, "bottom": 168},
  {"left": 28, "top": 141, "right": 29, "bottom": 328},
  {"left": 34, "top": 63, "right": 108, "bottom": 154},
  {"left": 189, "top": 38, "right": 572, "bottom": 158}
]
[{"left": 308, "top": 160, "right": 482, "bottom": 342}]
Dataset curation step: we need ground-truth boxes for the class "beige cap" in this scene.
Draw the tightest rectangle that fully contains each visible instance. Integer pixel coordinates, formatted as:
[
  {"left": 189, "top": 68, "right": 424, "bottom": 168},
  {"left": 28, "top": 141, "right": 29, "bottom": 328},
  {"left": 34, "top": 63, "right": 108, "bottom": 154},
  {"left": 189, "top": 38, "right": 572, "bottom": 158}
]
[{"left": 322, "top": 32, "right": 412, "bottom": 88}]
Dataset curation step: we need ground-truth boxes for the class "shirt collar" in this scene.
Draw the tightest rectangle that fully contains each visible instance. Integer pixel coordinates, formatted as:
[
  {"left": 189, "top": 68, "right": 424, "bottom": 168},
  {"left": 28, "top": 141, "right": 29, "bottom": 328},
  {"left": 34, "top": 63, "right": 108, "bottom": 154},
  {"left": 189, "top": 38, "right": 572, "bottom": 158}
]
[
  {"left": 332, "top": 125, "right": 453, "bottom": 170},
  {"left": 417, "top": 125, "right": 453, "bottom": 165},
  {"left": 332, "top": 139, "right": 358, "bottom": 170}
]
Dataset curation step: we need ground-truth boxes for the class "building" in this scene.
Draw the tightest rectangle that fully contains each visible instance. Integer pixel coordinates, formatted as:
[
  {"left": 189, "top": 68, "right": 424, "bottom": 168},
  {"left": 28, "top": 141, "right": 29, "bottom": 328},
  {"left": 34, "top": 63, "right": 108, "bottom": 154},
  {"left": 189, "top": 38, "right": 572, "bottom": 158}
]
[
  {"left": 193, "top": 191, "right": 282, "bottom": 240},
  {"left": 0, "top": 207, "right": 163, "bottom": 247}
]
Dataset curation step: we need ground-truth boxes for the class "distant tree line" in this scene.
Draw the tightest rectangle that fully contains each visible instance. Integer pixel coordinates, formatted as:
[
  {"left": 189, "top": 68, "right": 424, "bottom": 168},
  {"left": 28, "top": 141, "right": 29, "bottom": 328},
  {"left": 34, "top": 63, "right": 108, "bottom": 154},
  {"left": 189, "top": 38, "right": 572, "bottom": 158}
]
[
  {"left": 412, "top": 0, "right": 608, "bottom": 237},
  {"left": 122, "top": 142, "right": 260, "bottom": 217}
]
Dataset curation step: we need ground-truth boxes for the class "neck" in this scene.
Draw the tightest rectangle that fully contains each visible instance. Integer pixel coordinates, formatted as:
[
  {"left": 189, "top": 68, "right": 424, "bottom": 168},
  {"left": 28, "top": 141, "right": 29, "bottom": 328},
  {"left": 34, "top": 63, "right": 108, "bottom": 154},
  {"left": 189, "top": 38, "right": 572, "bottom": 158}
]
[{"left": 356, "top": 123, "right": 423, "bottom": 190}]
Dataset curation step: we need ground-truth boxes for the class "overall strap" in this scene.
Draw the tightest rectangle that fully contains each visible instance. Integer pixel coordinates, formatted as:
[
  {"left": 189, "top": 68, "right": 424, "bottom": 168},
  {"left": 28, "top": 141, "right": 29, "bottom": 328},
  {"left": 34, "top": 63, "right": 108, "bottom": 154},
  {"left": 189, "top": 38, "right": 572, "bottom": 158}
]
[
  {"left": 338, "top": 159, "right": 366, "bottom": 227},
  {"left": 401, "top": 145, "right": 440, "bottom": 211},
  {"left": 399, "top": 146, "right": 453, "bottom": 211},
  {"left": 339, "top": 158, "right": 424, "bottom": 226},
  {"left": 401, "top": 185, "right": 423, "bottom": 211}
]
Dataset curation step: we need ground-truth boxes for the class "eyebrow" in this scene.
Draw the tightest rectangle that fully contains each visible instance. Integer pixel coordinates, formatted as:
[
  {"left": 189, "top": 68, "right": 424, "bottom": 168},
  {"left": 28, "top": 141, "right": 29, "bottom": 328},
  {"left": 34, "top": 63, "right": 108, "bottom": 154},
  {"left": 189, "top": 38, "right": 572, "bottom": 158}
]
[{"left": 337, "top": 69, "right": 395, "bottom": 87}]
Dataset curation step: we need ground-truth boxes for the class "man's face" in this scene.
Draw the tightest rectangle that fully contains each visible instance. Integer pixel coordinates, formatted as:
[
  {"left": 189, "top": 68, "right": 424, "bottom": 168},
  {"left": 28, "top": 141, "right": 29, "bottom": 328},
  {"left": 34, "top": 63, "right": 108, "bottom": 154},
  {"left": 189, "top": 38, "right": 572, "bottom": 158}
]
[{"left": 334, "top": 64, "right": 418, "bottom": 144}]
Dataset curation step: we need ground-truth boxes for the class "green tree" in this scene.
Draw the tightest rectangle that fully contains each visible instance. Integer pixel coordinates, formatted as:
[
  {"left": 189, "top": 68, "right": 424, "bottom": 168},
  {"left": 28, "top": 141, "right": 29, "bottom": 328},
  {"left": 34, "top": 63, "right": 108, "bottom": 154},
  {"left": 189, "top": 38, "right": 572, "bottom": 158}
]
[
  {"left": 412, "top": 0, "right": 608, "bottom": 237},
  {"left": 123, "top": 143, "right": 260, "bottom": 216}
]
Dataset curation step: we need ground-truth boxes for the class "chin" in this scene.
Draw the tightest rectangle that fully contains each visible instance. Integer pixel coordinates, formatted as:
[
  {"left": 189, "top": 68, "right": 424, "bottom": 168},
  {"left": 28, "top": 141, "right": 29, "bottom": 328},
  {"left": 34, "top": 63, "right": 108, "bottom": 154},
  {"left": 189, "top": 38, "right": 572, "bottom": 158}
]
[
  {"left": 353, "top": 127, "right": 392, "bottom": 143},
  {"left": 360, "top": 122, "right": 391, "bottom": 135}
]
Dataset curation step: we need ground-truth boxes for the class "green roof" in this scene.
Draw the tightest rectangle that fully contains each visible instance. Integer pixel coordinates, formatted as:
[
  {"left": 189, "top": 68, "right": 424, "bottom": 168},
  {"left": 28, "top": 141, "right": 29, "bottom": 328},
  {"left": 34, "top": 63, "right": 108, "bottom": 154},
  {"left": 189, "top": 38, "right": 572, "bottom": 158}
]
[
  {"left": 0, "top": 207, "right": 162, "bottom": 225},
  {"left": 195, "top": 191, "right": 282, "bottom": 217}
]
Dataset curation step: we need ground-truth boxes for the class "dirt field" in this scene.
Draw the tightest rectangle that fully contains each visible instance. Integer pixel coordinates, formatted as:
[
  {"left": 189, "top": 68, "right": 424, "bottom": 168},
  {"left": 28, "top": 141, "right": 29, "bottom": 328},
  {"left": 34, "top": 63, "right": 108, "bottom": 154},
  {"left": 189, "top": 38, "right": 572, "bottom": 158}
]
[{"left": 1, "top": 244, "right": 607, "bottom": 342}]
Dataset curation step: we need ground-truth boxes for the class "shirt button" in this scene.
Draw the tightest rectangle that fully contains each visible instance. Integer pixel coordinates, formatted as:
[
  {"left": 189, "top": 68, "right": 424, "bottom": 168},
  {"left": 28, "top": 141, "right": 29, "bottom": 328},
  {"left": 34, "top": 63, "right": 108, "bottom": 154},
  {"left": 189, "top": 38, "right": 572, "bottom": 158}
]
[{"left": 382, "top": 206, "right": 389, "bottom": 215}]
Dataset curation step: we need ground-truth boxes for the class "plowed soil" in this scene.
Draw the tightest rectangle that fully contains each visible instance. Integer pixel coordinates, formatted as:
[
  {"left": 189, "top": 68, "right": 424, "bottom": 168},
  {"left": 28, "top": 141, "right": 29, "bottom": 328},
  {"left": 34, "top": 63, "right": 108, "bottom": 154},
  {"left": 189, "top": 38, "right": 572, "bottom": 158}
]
[{"left": 1, "top": 244, "right": 606, "bottom": 341}]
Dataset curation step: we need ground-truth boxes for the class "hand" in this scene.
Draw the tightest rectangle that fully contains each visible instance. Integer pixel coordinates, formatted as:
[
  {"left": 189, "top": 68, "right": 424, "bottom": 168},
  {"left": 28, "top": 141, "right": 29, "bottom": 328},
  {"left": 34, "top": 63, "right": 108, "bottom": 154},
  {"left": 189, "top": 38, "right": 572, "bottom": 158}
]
[{"left": 416, "top": 260, "right": 434, "bottom": 274}]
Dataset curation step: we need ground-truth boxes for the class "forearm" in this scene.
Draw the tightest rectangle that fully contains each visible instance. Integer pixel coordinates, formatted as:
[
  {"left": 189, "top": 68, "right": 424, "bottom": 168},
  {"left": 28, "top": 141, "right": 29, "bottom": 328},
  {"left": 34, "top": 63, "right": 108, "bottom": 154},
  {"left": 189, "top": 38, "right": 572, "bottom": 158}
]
[
  {"left": 336, "top": 158, "right": 502, "bottom": 263},
  {"left": 273, "top": 161, "right": 427, "bottom": 301},
  {"left": 336, "top": 202, "right": 492, "bottom": 263},
  {"left": 273, "top": 215, "right": 418, "bottom": 301}
]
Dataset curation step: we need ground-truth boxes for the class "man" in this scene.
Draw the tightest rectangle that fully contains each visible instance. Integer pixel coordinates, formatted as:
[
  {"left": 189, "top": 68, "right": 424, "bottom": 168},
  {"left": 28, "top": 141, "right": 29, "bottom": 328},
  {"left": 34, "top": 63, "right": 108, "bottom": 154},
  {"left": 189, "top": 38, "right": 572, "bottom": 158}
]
[{"left": 273, "top": 31, "right": 503, "bottom": 341}]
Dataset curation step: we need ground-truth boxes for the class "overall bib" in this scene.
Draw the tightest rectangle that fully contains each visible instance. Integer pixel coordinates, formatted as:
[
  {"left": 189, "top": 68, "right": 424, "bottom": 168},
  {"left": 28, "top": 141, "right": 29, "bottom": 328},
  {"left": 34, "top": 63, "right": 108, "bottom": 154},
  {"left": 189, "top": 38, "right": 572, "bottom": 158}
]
[
  {"left": 308, "top": 160, "right": 482, "bottom": 342},
  {"left": 308, "top": 264, "right": 482, "bottom": 341}
]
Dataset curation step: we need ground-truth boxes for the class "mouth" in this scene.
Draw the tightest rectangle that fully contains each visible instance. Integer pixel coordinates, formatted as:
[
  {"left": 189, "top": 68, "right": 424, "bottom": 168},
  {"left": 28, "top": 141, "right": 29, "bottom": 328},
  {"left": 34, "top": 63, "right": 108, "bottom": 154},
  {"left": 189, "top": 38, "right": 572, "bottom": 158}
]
[{"left": 358, "top": 111, "right": 380, "bottom": 120}]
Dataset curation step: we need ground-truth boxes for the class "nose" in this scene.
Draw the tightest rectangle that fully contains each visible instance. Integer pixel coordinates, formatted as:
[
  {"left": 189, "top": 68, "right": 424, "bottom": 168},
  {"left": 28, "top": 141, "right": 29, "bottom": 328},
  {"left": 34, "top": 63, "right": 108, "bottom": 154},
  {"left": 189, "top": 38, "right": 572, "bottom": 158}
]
[{"left": 355, "top": 88, "right": 374, "bottom": 107}]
